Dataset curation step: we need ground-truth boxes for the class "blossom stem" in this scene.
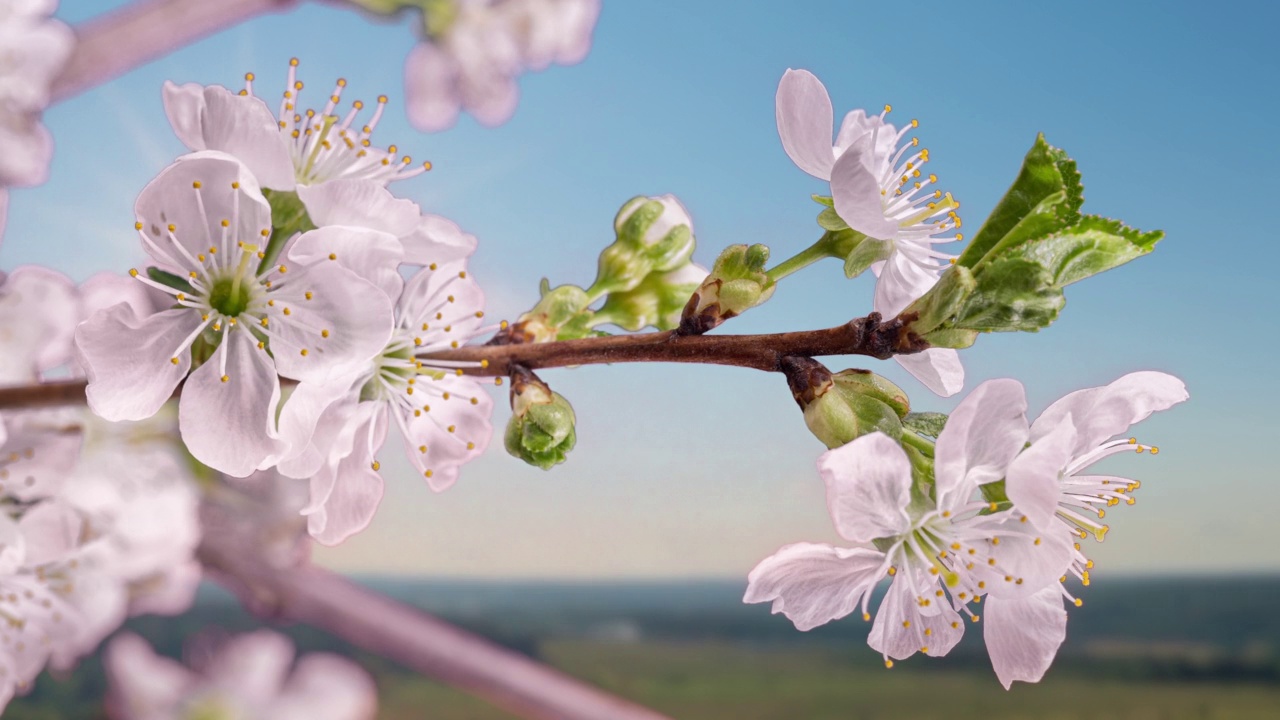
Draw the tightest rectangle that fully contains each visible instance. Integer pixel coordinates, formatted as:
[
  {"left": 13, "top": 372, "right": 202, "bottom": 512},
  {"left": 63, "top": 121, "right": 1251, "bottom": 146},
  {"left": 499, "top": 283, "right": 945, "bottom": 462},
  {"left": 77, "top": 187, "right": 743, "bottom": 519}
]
[
  {"left": 198, "top": 534, "right": 673, "bottom": 720},
  {"left": 50, "top": 0, "right": 301, "bottom": 103},
  {"left": 0, "top": 313, "right": 929, "bottom": 409},
  {"left": 764, "top": 236, "right": 836, "bottom": 283}
]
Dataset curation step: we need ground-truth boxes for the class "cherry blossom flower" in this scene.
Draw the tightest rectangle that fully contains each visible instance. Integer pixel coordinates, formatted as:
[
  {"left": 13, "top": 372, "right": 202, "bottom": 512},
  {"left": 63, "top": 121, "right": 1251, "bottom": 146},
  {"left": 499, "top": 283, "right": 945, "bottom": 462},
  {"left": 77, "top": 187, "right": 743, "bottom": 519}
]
[
  {"left": 163, "top": 58, "right": 430, "bottom": 191},
  {"left": 277, "top": 261, "right": 495, "bottom": 545},
  {"left": 0, "top": 266, "right": 79, "bottom": 384},
  {"left": 775, "top": 68, "right": 963, "bottom": 396},
  {"left": 75, "top": 152, "right": 396, "bottom": 476},
  {"left": 105, "top": 630, "right": 377, "bottom": 720},
  {"left": 404, "top": 0, "right": 601, "bottom": 132},
  {"left": 746, "top": 380, "right": 1072, "bottom": 679},
  {"left": 1008, "top": 371, "right": 1189, "bottom": 561},
  {"left": 0, "top": 0, "right": 74, "bottom": 238}
]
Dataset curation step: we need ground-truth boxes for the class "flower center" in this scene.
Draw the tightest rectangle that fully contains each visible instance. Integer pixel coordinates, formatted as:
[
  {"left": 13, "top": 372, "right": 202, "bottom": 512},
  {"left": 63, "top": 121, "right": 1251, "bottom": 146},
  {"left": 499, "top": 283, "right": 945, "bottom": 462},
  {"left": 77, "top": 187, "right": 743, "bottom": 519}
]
[{"left": 206, "top": 275, "right": 254, "bottom": 318}]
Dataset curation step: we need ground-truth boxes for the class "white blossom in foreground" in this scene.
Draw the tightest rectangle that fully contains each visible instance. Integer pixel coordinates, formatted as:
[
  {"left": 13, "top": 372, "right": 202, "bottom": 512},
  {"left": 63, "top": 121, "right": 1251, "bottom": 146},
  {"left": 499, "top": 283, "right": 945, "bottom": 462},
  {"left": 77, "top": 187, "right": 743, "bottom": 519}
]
[
  {"left": 75, "top": 152, "right": 396, "bottom": 476},
  {"left": 278, "top": 261, "right": 495, "bottom": 545},
  {"left": 404, "top": 0, "right": 601, "bottom": 131},
  {"left": 0, "top": 266, "right": 78, "bottom": 384},
  {"left": 775, "top": 68, "right": 964, "bottom": 397},
  {"left": 0, "top": 0, "right": 74, "bottom": 237},
  {"left": 746, "top": 380, "right": 1072, "bottom": 684},
  {"left": 106, "top": 631, "right": 377, "bottom": 720}
]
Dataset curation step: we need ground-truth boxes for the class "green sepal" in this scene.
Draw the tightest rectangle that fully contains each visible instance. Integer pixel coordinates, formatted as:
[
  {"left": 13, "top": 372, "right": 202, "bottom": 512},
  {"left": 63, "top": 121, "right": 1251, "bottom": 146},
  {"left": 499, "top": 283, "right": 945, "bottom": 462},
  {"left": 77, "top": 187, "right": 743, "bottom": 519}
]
[
  {"left": 952, "top": 257, "right": 1064, "bottom": 333},
  {"left": 903, "top": 443, "right": 937, "bottom": 514},
  {"left": 956, "top": 134, "right": 1082, "bottom": 270},
  {"left": 681, "top": 243, "right": 776, "bottom": 332},
  {"left": 921, "top": 329, "right": 978, "bottom": 349},
  {"left": 1008, "top": 215, "right": 1164, "bottom": 287},
  {"left": 146, "top": 267, "right": 195, "bottom": 295},
  {"left": 843, "top": 237, "right": 892, "bottom": 279},
  {"left": 811, "top": 194, "right": 835, "bottom": 208},
  {"left": 505, "top": 389, "right": 578, "bottom": 470},
  {"left": 258, "top": 189, "right": 316, "bottom": 272},
  {"left": 903, "top": 412, "right": 948, "bottom": 439},
  {"left": 979, "top": 479, "right": 1010, "bottom": 505},
  {"left": 817, "top": 207, "right": 849, "bottom": 232},
  {"left": 902, "top": 264, "right": 975, "bottom": 333}
]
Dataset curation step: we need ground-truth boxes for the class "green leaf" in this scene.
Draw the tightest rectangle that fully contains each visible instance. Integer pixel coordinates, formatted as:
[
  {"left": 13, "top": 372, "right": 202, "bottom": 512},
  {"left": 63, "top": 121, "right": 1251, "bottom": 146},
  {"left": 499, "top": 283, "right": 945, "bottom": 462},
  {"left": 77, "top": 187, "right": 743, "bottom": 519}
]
[
  {"left": 816, "top": 207, "right": 849, "bottom": 231},
  {"left": 953, "top": 257, "right": 1064, "bottom": 332},
  {"left": 811, "top": 194, "right": 835, "bottom": 208},
  {"left": 146, "top": 267, "right": 194, "bottom": 295},
  {"left": 843, "top": 238, "right": 892, "bottom": 279},
  {"left": 1010, "top": 215, "right": 1164, "bottom": 287},
  {"left": 903, "top": 412, "right": 948, "bottom": 438},
  {"left": 957, "top": 134, "right": 1082, "bottom": 269},
  {"left": 922, "top": 328, "right": 978, "bottom": 349}
]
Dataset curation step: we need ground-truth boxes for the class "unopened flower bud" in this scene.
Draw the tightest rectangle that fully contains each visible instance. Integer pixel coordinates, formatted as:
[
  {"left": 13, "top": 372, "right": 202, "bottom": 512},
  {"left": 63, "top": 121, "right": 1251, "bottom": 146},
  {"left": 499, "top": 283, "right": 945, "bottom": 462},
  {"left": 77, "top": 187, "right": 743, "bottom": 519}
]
[
  {"left": 614, "top": 195, "right": 696, "bottom": 271},
  {"left": 902, "top": 263, "right": 976, "bottom": 333},
  {"left": 516, "top": 284, "right": 592, "bottom": 342},
  {"left": 678, "top": 244, "right": 774, "bottom": 335},
  {"left": 505, "top": 369, "right": 577, "bottom": 470},
  {"left": 786, "top": 359, "right": 910, "bottom": 449},
  {"left": 598, "top": 263, "right": 709, "bottom": 331}
]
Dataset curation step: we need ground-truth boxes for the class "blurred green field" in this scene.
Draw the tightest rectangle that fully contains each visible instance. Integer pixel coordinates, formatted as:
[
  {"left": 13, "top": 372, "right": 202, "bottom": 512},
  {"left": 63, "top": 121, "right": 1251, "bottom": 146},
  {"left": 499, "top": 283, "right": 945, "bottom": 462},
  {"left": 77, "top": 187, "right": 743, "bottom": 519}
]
[{"left": 378, "top": 640, "right": 1280, "bottom": 720}]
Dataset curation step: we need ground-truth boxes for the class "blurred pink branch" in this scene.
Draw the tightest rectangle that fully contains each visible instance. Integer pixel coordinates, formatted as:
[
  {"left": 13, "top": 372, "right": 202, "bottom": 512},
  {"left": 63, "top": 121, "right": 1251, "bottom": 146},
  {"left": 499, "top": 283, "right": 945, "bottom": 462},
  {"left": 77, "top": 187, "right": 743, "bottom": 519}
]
[
  {"left": 198, "top": 530, "right": 672, "bottom": 720},
  {"left": 51, "top": 0, "right": 301, "bottom": 102}
]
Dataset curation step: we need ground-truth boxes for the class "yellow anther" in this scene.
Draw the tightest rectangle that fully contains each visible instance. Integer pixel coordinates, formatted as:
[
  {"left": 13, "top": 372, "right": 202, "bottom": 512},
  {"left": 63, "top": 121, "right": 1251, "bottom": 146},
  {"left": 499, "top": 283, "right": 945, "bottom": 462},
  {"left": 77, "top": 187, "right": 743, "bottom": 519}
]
[
  {"left": 192, "top": 181, "right": 202, "bottom": 189},
  {"left": 902, "top": 620, "right": 910, "bottom": 628},
  {"left": 991, "top": 537, "right": 1000, "bottom": 546},
  {"left": 887, "top": 567, "right": 897, "bottom": 576},
  {"left": 305, "top": 291, "right": 313, "bottom": 300},
  {"left": 283, "top": 307, "right": 291, "bottom": 316},
  {"left": 170, "top": 357, "right": 179, "bottom": 365},
  {"left": 971, "top": 615, "right": 980, "bottom": 623},
  {"left": 300, "top": 348, "right": 308, "bottom": 356},
  {"left": 988, "top": 502, "right": 998, "bottom": 511},
  {"left": 220, "top": 375, "right": 229, "bottom": 383},
  {"left": 480, "top": 359, "right": 490, "bottom": 368},
  {"left": 257, "top": 341, "right": 265, "bottom": 349},
  {"left": 884, "top": 659, "right": 894, "bottom": 669},
  {"left": 134, "top": 222, "right": 143, "bottom": 231},
  {"left": 328, "top": 253, "right": 337, "bottom": 261},
  {"left": 429, "top": 263, "right": 438, "bottom": 271},
  {"left": 883, "top": 104, "right": 892, "bottom": 113},
  {"left": 129, "top": 268, "right": 139, "bottom": 277},
  {"left": 424, "top": 469, "right": 433, "bottom": 478},
  {"left": 1074, "top": 598, "right": 1083, "bottom": 607},
  {"left": 910, "top": 119, "right": 919, "bottom": 128},
  {"left": 466, "top": 442, "right": 476, "bottom": 450},
  {"left": 167, "top": 223, "right": 176, "bottom": 232},
  {"left": 371, "top": 461, "right": 380, "bottom": 471},
  {"left": 231, "top": 182, "right": 240, "bottom": 189}
]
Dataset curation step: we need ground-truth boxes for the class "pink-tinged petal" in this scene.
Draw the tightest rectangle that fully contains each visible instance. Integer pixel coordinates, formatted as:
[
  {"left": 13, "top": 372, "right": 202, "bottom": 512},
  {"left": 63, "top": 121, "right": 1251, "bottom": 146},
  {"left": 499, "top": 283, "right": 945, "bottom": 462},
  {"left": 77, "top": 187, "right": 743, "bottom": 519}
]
[
  {"left": 984, "top": 585, "right": 1067, "bottom": 689},
  {"left": 268, "top": 262, "right": 394, "bottom": 383},
  {"left": 405, "top": 42, "right": 463, "bottom": 133},
  {"left": 868, "top": 575, "right": 964, "bottom": 661},
  {"left": 775, "top": 69, "right": 836, "bottom": 180},
  {"left": 178, "top": 329, "right": 282, "bottom": 477},
  {"left": 273, "top": 654, "right": 378, "bottom": 720},
  {"left": 831, "top": 144, "right": 899, "bottom": 240},
  {"left": 206, "top": 631, "right": 295, "bottom": 705},
  {"left": 127, "top": 561, "right": 202, "bottom": 617},
  {"left": 0, "top": 513, "right": 25, "bottom": 575},
  {"left": 161, "top": 81, "right": 209, "bottom": 151},
  {"left": 134, "top": 152, "right": 272, "bottom": 274},
  {"left": 78, "top": 271, "right": 160, "bottom": 323},
  {"left": 894, "top": 349, "right": 964, "bottom": 399},
  {"left": 302, "top": 401, "right": 374, "bottom": 524},
  {"left": 461, "top": 70, "right": 520, "bottom": 128},
  {"left": 934, "top": 379, "right": 1029, "bottom": 508},
  {"left": 1072, "top": 371, "right": 1188, "bottom": 455},
  {"left": 105, "top": 633, "right": 195, "bottom": 717},
  {"left": 0, "top": 121, "right": 53, "bottom": 188},
  {"left": 16, "top": 500, "right": 80, "bottom": 566},
  {"left": 308, "top": 406, "right": 388, "bottom": 546},
  {"left": 401, "top": 214, "right": 478, "bottom": 267},
  {"left": 398, "top": 262, "right": 487, "bottom": 340},
  {"left": 978, "top": 517, "right": 1074, "bottom": 597},
  {"left": 401, "top": 375, "right": 493, "bottom": 492},
  {"left": 0, "top": 410, "right": 80, "bottom": 500},
  {"left": 277, "top": 380, "right": 359, "bottom": 480},
  {"left": 744, "top": 543, "right": 885, "bottom": 631},
  {"left": 0, "top": 266, "right": 79, "bottom": 382},
  {"left": 76, "top": 306, "right": 200, "bottom": 422},
  {"left": 873, "top": 250, "right": 938, "bottom": 319},
  {"left": 186, "top": 85, "right": 296, "bottom": 190},
  {"left": 1006, "top": 421, "right": 1076, "bottom": 532},
  {"left": 835, "top": 109, "right": 897, "bottom": 158},
  {"left": 296, "top": 179, "right": 421, "bottom": 238},
  {"left": 818, "top": 432, "right": 913, "bottom": 543},
  {"left": 288, "top": 226, "right": 405, "bottom": 301}
]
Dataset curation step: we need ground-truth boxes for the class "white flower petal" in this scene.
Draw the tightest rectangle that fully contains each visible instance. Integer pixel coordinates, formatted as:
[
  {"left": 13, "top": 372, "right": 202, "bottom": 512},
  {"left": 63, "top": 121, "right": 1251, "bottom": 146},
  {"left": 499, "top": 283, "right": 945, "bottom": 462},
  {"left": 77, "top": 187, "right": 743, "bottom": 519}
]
[
  {"left": 868, "top": 575, "right": 964, "bottom": 661},
  {"left": 207, "top": 631, "right": 295, "bottom": 706},
  {"left": 161, "top": 81, "right": 210, "bottom": 151},
  {"left": 980, "top": 517, "right": 1075, "bottom": 597},
  {"left": 934, "top": 378, "right": 1029, "bottom": 508},
  {"left": 267, "top": 261, "right": 394, "bottom": 383},
  {"left": 134, "top": 152, "right": 272, "bottom": 274},
  {"left": 178, "top": 329, "right": 282, "bottom": 477},
  {"left": 818, "top": 432, "right": 913, "bottom": 543},
  {"left": 105, "top": 633, "right": 196, "bottom": 716},
  {"left": 831, "top": 143, "right": 899, "bottom": 240},
  {"left": 743, "top": 543, "right": 885, "bottom": 631},
  {"left": 309, "top": 405, "right": 387, "bottom": 546},
  {"left": 402, "top": 375, "right": 493, "bottom": 492},
  {"left": 296, "top": 179, "right": 421, "bottom": 238},
  {"left": 0, "top": 410, "right": 81, "bottom": 500},
  {"left": 775, "top": 69, "right": 836, "bottom": 180},
  {"left": 984, "top": 585, "right": 1067, "bottom": 689},
  {"left": 894, "top": 349, "right": 964, "bottom": 399},
  {"left": 401, "top": 214, "right": 479, "bottom": 268},
  {"left": 277, "top": 381, "right": 358, "bottom": 480},
  {"left": 164, "top": 83, "right": 297, "bottom": 190},
  {"left": 288, "top": 226, "right": 405, "bottom": 301},
  {"left": 404, "top": 41, "right": 463, "bottom": 133},
  {"left": 15, "top": 500, "right": 80, "bottom": 567},
  {"left": 398, "top": 262, "right": 487, "bottom": 339},
  {"left": 1029, "top": 371, "right": 1188, "bottom": 456},
  {"left": 77, "top": 306, "right": 200, "bottom": 422},
  {"left": 1006, "top": 421, "right": 1077, "bottom": 532},
  {"left": 0, "top": 266, "right": 79, "bottom": 383},
  {"left": 273, "top": 654, "right": 378, "bottom": 720}
]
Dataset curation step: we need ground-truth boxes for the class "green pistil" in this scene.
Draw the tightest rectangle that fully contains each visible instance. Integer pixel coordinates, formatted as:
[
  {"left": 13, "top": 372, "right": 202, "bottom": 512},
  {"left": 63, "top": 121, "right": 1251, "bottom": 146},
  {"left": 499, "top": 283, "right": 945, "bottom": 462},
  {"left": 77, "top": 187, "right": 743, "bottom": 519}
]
[{"left": 207, "top": 276, "right": 253, "bottom": 317}]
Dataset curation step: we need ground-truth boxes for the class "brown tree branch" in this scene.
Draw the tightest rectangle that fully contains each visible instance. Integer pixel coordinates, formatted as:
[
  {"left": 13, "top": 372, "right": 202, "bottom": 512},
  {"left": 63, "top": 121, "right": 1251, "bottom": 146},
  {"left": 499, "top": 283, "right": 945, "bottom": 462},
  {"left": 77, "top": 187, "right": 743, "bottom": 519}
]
[
  {"left": 51, "top": 0, "right": 301, "bottom": 103},
  {"left": 0, "top": 313, "right": 923, "bottom": 409}
]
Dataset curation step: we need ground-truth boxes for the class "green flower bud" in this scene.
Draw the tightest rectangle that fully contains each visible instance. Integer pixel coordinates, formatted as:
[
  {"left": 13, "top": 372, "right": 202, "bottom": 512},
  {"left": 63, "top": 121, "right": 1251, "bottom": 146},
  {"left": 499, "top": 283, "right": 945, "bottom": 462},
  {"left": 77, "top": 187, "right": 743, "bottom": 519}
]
[
  {"left": 613, "top": 195, "right": 697, "bottom": 271},
  {"left": 593, "top": 242, "right": 653, "bottom": 296},
  {"left": 786, "top": 360, "right": 910, "bottom": 449},
  {"left": 516, "top": 284, "right": 592, "bottom": 342},
  {"left": 597, "top": 263, "right": 709, "bottom": 331},
  {"left": 504, "top": 370, "right": 577, "bottom": 470},
  {"left": 678, "top": 244, "right": 775, "bottom": 335}
]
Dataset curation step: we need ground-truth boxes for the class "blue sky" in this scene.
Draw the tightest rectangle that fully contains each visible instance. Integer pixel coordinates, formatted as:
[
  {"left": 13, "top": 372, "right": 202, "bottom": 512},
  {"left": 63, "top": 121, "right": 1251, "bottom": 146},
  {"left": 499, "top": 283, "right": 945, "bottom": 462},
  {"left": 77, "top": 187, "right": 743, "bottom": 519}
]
[{"left": 5, "top": 0, "right": 1277, "bottom": 578}]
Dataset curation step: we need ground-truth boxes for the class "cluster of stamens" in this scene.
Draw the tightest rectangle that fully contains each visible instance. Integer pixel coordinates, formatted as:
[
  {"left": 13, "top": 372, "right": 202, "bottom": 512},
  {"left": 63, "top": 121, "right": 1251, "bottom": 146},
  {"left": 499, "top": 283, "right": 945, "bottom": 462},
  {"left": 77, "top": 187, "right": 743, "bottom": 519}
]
[{"left": 241, "top": 59, "right": 431, "bottom": 186}]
